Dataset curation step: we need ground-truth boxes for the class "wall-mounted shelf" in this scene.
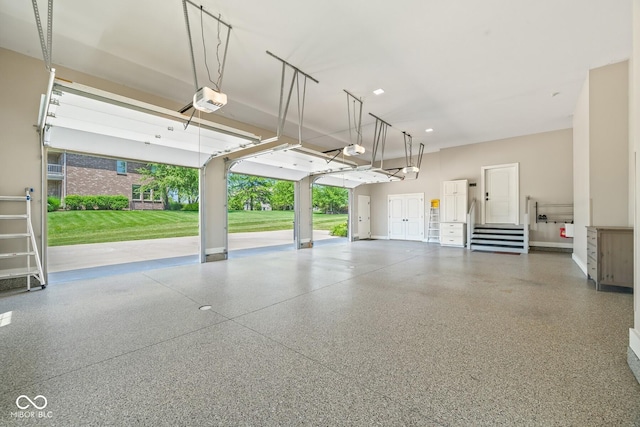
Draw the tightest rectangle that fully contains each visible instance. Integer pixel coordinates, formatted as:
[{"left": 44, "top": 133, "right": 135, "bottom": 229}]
[{"left": 535, "top": 202, "right": 573, "bottom": 224}]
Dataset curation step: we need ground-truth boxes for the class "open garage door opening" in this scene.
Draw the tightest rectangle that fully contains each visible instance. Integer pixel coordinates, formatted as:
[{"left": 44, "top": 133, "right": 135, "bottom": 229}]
[
  {"left": 312, "top": 183, "right": 349, "bottom": 244},
  {"left": 46, "top": 151, "right": 201, "bottom": 275},
  {"left": 226, "top": 173, "right": 296, "bottom": 253},
  {"left": 41, "top": 79, "right": 261, "bottom": 279}
]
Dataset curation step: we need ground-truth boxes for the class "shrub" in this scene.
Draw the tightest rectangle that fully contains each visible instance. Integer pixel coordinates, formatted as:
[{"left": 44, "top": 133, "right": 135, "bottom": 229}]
[
  {"left": 168, "top": 201, "right": 184, "bottom": 211},
  {"left": 47, "top": 196, "right": 61, "bottom": 212},
  {"left": 64, "top": 195, "right": 129, "bottom": 210},
  {"left": 64, "top": 195, "right": 83, "bottom": 210},
  {"left": 182, "top": 202, "right": 199, "bottom": 211},
  {"left": 330, "top": 221, "right": 348, "bottom": 237},
  {"left": 108, "top": 195, "right": 129, "bottom": 210}
]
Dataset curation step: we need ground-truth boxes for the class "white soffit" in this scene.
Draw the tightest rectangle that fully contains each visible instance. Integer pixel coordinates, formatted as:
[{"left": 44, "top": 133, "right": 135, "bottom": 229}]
[
  {"left": 229, "top": 147, "right": 356, "bottom": 181},
  {"left": 315, "top": 169, "right": 401, "bottom": 188},
  {"left": 44, "top": 81, "right": 260, "bottom": 168}
]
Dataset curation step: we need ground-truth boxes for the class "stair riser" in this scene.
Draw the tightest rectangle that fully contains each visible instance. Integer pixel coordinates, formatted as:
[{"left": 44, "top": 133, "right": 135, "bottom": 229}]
[
  {"left": 472, "top": 234, "right": 523, "bottom": 240},
  {"left": 470, "top": 245, "right": 528, "bottom": 254}
]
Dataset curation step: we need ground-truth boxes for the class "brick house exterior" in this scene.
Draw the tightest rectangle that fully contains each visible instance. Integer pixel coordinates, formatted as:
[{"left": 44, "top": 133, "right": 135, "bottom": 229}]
[{"left": 47, "top": 153, "right": 164, "bottom": 210}]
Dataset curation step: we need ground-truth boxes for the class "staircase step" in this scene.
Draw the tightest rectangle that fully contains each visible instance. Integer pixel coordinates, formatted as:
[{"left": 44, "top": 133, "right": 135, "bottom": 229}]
[
  {"left": 470, "top": 244, "right": 527, "bottom": 254},
  {"left": 475, "top": 224, "right": 523, "bottom": 229},
  {"left": 473, "top": 229, "right": 523, "bottom": 235},
  {"left": 470, "top": 239, "right": 524, "bottom": 247},
  {"left": 472, "top": 233, "right": 523, "bottom": 241}
]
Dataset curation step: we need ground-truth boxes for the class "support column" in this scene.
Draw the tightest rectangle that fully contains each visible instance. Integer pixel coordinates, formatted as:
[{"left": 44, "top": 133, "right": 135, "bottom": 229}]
[
  {"left": 348, "top": 188, "right": 356, "bottom": 242},
  {"left": 295, "top": 177, "right": 313, "bottom": 249},
  {"left": 200, "top": 157, "right": 228, "bottom": 262}
]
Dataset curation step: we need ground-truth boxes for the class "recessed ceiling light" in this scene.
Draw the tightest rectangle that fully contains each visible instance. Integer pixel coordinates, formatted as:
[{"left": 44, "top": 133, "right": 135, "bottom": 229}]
[
  {"left": 425, "top": 128, "right": 434, "bottom": 133},
  {"left": 373, "top": 88, "right": 385, "bottom": 95}
]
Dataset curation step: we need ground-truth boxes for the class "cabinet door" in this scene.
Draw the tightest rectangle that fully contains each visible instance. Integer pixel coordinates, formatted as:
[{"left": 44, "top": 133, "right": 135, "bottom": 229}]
[
  {"left": 453, "top": 194, "right": 467, "bottom": 222},
  {"left": 443, "top": 181, "right": 458, "bottom": 196},
  {"left": 599, "top": 231, "right": 633, "bottom": 287},
  {"left": 442, "top": 194, "right": 457, "bottom": 222}
]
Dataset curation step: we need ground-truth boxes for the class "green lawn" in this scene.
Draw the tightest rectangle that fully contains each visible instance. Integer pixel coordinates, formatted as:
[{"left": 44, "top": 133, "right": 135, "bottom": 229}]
[{"left": 47, "top": 210, "right": 347, "bottom": 246}]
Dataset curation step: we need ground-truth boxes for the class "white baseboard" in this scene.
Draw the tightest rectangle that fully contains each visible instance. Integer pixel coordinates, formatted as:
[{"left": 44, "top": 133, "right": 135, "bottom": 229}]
[
  {"left": 572, "top": 253, "right": 587, "bottom": 276},
  {"left": 530, "top": 241, "right": 573, "bottom": 249},
  {"left": 371, "top": 235, "right": 389, "bottom": 240}
]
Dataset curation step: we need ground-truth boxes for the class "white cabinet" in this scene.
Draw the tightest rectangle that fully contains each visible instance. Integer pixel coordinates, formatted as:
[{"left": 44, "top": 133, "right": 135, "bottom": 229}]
[
  {"left": 388, "top": 193, "right": 424, "bottom": 241},
  {"left": 441, "top": 180, "right": 468, "bottom": 223},
  {"left": 441, "top": 180, "right": 468, "bottom": 248},
  {"left": 440, "top": 222, "right": 466, "bottom": 247}
]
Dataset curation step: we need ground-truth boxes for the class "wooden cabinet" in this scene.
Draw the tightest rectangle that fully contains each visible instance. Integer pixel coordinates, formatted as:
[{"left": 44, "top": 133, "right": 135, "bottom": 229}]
[
  {"left": 441, "top": 180, "right": 467, "bottom": 223},
  {"left": 440, "top": 222, "right": 466, "bottom": 247},
  {"left": 586, "top": 226, "right": 633, "bottom": 291}
]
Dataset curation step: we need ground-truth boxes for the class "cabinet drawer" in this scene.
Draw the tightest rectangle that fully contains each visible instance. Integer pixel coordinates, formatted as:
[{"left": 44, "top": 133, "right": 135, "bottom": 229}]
[
  {"left": 587, "top": 245, "right": 597, "bottom": 259},
  {"left": 442, "top": 228, "right": 463, "bottom": 237},
  {"left": 441, "top": 236, "right": 465, "bottom": 246},
  {"left": 441, "top": 223, "right": 464, "bottom": 230},
  {"left": 588, "top": 262, "right": 597, "bottom": 280}
]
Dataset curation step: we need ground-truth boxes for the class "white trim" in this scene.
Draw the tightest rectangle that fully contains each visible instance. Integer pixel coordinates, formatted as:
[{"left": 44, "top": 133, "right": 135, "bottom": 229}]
[
  {"left": 630, "top": 329, "right": 640, "bottom": 360},
  {"left": 371, "top": 235, "right": 389, "bottom": 240},
  {"left": 205, "top": 247, "right": 226, "bottom": 255},
  {"left": 300, "top": 238, "right": 311, "bottom": 244},
  {"left": 572, "top": 253, "right": 588, "bottom": 276},
  {"left": 530, "top": 241, "right": 573, "bottom": 249},
  {"left": 481, "top": 163, "right": 519, "bottom": 225}
]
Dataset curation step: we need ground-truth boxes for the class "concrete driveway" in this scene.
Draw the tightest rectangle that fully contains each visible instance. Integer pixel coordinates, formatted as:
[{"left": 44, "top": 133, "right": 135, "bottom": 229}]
[{"left": 47, "top": 229, "right": 340, "bottom": 272}]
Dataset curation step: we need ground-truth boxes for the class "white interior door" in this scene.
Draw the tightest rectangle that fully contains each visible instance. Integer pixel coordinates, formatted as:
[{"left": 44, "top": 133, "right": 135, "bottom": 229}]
[
  {"left": 389, "top": 196, "right": 405, "bottom": 239},
  {"left": 357, "top": 195, "right": 371, "bottom": 239},
  {"left": 405, "top": 194, "right": 424, "bottom": 241},
  {"left": 483, "top": 164, "right": 518, "bottom": 224},
  {"left": 388, "top": 193, "right": 424, "bottom": 240}
]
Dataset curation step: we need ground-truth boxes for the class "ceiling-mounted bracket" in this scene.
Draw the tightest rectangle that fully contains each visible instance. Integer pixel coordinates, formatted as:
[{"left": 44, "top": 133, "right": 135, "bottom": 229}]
[
  {"left": 179, "top": 0, "right": 232, "bottom": 117},
  {"left": 402, "top": 132, "right": 425, "bottom": 179},
  {"left": 344, "top": 89, "right": 364, "bottom": 153},
  {"left": 262, "top": 51, "right": 319, "bottom": 145},
  {"left": 368, "top": 113, "right": 392, "bottom": 170},
  {"left": 31, "top": 0, "right": 54, "bottom": 71}
]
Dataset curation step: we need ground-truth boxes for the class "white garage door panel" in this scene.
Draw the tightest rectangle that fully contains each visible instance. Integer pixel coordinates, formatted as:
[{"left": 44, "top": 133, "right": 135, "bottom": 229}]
[
  {"left": 230, "top": 160, "right": 308, "bottom": 181},
  {"left": 48, "top": 127, "right": 207, "bottom": 168}
]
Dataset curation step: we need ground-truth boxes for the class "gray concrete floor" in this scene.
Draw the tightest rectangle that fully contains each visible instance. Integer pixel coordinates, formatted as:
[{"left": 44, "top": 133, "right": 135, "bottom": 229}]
[
  {"left": 1, "top": 241, "right": 639, "bottom": 425},
  {"left": 47, "top": 230, "right": 339, "bottom": 272}
]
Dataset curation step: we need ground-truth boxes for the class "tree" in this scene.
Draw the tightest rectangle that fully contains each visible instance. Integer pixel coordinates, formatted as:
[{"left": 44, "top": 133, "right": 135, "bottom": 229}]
[
  {"left": 313, "top": 185, "right": 348, "bottom": 213},
  {"left": 227, "top": 173, "right": 273, "bottom": 210},
  {"left": 138, "top": 164, "right": 199, "bottom": 207},
  {"left": 271, "top": 180, "right": 294, "bottom": 210}
]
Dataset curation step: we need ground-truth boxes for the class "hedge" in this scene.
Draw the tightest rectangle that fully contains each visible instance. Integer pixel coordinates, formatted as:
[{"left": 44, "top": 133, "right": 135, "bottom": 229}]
[
  {"left": 47, "top": 196, "right": 61, "bottom": 212},
  {"left": 64, "top": 195, "right": 129, "bottom": 210},
  {"left": 330, "top": 221, "right": 348, "bottom": 237}
]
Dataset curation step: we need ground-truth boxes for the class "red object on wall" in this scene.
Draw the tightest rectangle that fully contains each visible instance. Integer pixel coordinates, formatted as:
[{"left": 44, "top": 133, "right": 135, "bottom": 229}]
[{"left": 560, "top": 227, "right": 567, "bottom": 238}]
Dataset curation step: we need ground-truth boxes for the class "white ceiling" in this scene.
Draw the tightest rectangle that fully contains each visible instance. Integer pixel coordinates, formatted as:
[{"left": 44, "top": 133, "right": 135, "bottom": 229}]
[{"left": 0, "top": 1, "right": 632, "bottom": 160}]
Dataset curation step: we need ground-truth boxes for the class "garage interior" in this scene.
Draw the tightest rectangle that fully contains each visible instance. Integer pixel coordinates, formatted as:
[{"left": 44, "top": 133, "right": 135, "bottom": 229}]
[{"left": 1, "top": 1, "right": 640, "bottom": 424}]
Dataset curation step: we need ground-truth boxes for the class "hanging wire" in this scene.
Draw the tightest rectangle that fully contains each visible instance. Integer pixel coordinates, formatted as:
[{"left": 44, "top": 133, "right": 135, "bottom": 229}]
[{"left": 200, "top": 6, "right": 222, "bottom": 91}]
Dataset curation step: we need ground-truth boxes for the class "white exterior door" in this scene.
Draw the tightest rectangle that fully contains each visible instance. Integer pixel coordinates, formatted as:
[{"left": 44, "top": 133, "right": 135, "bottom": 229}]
[
  {"left": 388, "top": 194, "right": 424, "bottom": 241},
  {"left": 483, "top": 164, "right": 518, "bottom": 224},
  {"left": 357, "top": 195, "right": 371, "bottom": 239}
]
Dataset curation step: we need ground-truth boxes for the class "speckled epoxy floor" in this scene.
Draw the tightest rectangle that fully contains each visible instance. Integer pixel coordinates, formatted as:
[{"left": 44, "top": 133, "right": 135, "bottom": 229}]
[{"left": 0, "top": 240, "right": 638, "bottom": 426}]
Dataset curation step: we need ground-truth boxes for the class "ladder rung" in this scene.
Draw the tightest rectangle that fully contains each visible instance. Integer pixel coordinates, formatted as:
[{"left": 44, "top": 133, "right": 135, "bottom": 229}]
[
  {"left": 0, "top": 252, "right": 36, "bottom": 259},
  {"left": 0, "top": 214, "right": 28, "bottom": 220},
  {"left": 0, "top": 233, "right": 31, "bottom": 239},
  {"left": 0, "top": 267, "right": 41, "bottom": 279},
  {"left": 0, "top": 196, "right": 28, "bottom": 202}
]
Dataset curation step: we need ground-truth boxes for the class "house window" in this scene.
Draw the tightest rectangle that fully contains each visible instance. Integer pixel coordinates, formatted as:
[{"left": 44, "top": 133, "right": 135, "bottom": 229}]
[
  {"left": 133, "top": 184, "right": 158, "bottom": 202},
  {"left": 132, "top": 185, "right": 141, "bottom": 201},
  {"left": 116, "top": 160, "right": 127, "bottom": 175}
]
